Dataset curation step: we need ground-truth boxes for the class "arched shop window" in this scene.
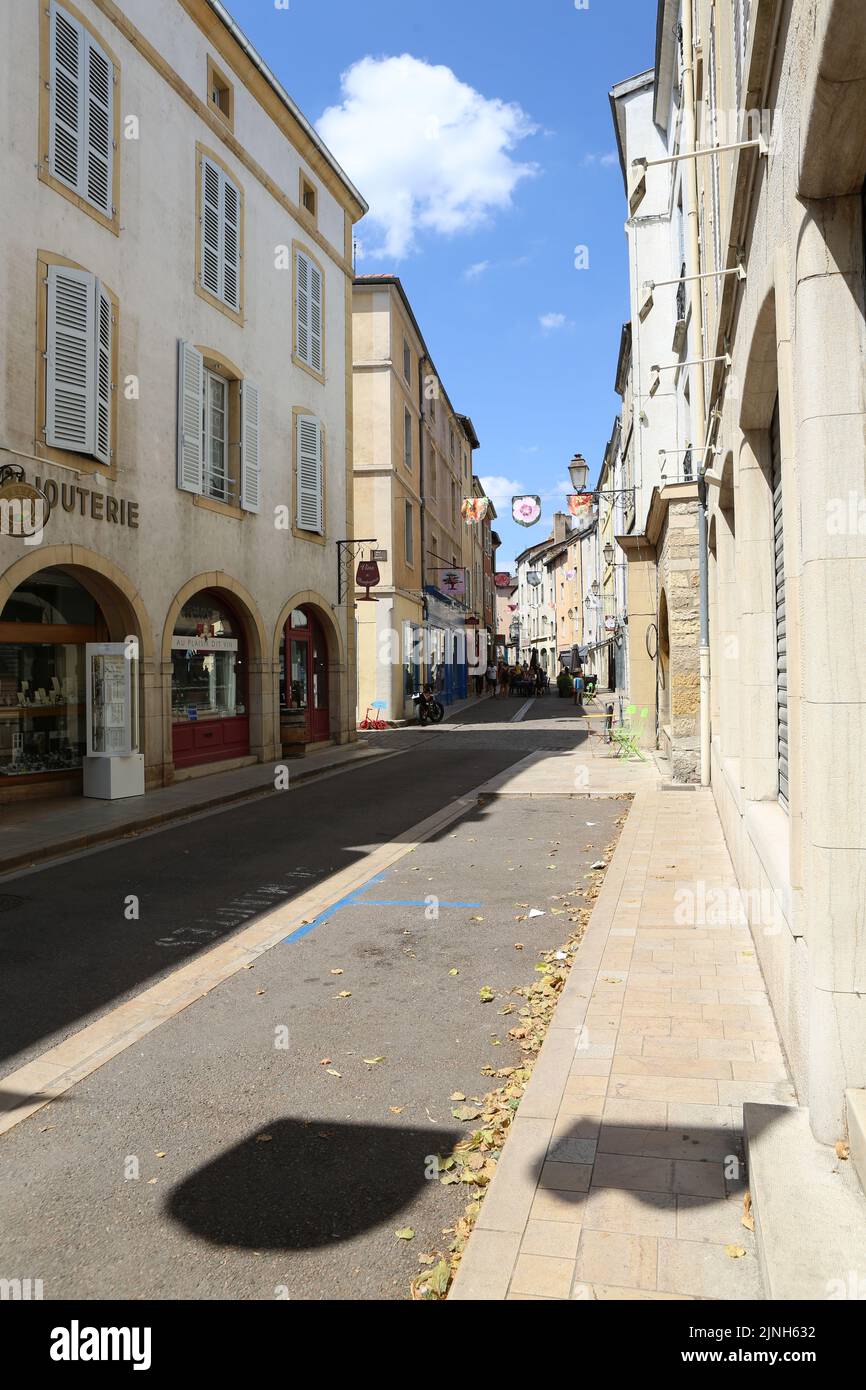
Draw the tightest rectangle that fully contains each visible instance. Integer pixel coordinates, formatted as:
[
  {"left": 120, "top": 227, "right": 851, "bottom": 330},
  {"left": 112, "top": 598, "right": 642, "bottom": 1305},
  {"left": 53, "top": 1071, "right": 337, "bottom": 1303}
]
[
  {"left": 171, "top": 592, "right": 249, "bottom": 767},
  {"left": 0, "top": 568, "right": 104, "bottom": 783}
]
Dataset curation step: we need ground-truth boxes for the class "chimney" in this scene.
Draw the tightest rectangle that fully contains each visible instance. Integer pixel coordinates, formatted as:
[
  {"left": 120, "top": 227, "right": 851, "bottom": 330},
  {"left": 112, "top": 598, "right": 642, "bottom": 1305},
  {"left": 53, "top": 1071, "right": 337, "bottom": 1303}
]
[{"left": 552, "top": 511, "right": 571, "bottom": 544}]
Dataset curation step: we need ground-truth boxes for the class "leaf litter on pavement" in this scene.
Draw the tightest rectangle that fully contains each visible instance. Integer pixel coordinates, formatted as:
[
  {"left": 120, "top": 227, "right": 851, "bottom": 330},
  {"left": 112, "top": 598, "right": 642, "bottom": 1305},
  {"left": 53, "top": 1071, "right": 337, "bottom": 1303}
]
[{"left": 410, "top": 809, "right": 630, "bottom": 1300}]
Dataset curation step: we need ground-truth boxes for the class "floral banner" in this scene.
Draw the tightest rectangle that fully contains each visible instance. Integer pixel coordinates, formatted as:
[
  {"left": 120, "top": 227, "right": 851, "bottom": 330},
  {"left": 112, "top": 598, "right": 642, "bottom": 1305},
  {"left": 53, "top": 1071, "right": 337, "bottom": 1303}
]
[
  {"left": 461, "top": 497, "right": 490, "bottom": 524},
  {"left": 512, "top": 495, "right": 541, "bottom": 527},
  {"left": 567, "top": 493, "right": 594, "bottom": 525}
]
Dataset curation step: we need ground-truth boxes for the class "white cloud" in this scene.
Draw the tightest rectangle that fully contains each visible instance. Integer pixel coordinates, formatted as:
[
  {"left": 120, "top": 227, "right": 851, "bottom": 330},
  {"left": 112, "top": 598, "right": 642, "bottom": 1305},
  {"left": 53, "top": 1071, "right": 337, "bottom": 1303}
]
[
  {"left": 600, "top": 151, "right": 619, "bottom": 167},
  {"left": 464, "top": 260, "right": 492, "bottom": 280},
  {"left": 581, "top": 150, "right": 619, "bottom": 168},
  {"left": 539, "top": 312, "right": 570, "bottom": 331},
  {"left": 479, "top": 475, "right": 525, "bottom": 511},
  {"left": 317, "top": 55, "right": 538, "bottom": 260}
]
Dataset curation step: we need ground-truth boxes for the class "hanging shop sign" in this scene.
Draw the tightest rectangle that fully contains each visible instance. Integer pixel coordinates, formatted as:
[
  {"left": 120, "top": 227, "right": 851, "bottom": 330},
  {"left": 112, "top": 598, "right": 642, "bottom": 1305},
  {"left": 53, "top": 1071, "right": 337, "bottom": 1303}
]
[
  {"left": 0, "top": 466, "right": 51, "bottom": 538},
  {"left": 432, "top": 567, "right": 466, "bottom": 598},
  {"left": 526, "top": 571, "right": 542, "bottom": 587},
  {"left": 461, "top": 497, "right": 490, "bottom": 524},
  {"left": 512, "top": 495, "right": 541, "bottom": 527},
  {"left": 604, "top": 616, "right": 618, "bottom": 632},
  {"left": 494, "top": 572, "right": 513, "bottom": 588},
  {"left": 567, "top": 493, "right": 594, "bottom": 526},
  {"left": 355, "top": 558, "right": 381, "bottom": 602}
]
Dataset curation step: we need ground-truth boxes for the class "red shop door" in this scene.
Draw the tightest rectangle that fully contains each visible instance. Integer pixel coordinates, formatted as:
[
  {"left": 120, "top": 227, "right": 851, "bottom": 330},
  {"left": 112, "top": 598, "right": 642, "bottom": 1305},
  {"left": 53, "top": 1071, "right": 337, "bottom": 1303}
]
[{"left": 286, "top": 609, "right": 330, "bottom": 743}]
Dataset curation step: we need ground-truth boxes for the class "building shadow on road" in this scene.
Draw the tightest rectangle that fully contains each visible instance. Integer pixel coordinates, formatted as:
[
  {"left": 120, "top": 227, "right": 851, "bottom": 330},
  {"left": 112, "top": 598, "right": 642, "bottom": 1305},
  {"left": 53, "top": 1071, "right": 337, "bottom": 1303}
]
[{"left": 165, "top": 1117, "right": 462, "bottom": 1249}]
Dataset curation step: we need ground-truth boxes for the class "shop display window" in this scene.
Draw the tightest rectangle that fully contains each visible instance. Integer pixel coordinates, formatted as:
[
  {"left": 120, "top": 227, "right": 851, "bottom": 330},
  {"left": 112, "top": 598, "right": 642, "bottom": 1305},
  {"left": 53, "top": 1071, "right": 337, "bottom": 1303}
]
[
  {"left": 171, "top": 595, "right": 245, "bottom": 723},
  {"left": 0, "top": 642, "right": 86, "bottom": 776}
]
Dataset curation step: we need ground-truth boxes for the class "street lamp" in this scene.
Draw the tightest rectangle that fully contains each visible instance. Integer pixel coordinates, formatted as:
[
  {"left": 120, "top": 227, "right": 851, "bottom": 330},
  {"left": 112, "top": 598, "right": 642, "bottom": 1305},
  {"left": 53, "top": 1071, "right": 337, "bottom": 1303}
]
[
  {"left": 568, "top": 454, "right": 589, "bottom": 492},
  {"left": 603, "top": 542, "right": 615, "bottom": 567}
]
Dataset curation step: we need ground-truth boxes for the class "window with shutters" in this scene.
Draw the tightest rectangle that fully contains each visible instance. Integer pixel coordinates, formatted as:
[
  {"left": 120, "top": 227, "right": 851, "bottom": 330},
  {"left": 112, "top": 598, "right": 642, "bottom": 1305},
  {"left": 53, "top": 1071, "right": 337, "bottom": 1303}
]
[
  {"left": 403, "top": 339, "right": 412, "bottom": 383},
  {"left": 733, "top": 0, "right": 752, "bottom": 110},
  {"left": 176, "top": 343, "right": 259, "bottom": 514},
  {"left": 195, "top": 146, "right": 243, "bottom": 322},
  {"left": 770, "top": 399, "right": 788, "bottom": 808},
  {"left": 293, "top": 244, "right": 325, "bottom": 380},
  {"left": 293, "top": 411, "right": 325, "bottom": 541},
  {"left": 38, "top": 254, "right": 117, "bottom": 471},
  {"left": 299, "top": 173, "right": 317, "bottom": 223},
  {"left": 403, "top": 408, "right": 413, "bottom": 470},
  {"left": 41, "top": 2, "right": 119, "bottom": 233},
  {"left": 404, "top": 500, "right": 415, "bottom": 567}
]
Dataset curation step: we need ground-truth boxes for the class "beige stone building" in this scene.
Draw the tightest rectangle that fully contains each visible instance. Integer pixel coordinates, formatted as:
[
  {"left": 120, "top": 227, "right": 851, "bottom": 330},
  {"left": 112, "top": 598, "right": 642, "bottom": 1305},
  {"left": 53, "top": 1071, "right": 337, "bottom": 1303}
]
[
  {"left": 351, "top": 275, "right": 482, "bottom": 717},
  {"left": 0, "top": 0, "right": 366, "bottom": 801},
  {"left": 618, "top": 0, "right": 866, "bottom": 1173}
]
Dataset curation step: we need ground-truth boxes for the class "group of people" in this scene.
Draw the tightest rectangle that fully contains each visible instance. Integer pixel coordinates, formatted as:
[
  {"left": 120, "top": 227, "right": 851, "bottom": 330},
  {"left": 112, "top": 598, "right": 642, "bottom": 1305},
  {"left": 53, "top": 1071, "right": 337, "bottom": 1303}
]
[{"left": 484, "top": 660, "right": 548, "bottom": 698}]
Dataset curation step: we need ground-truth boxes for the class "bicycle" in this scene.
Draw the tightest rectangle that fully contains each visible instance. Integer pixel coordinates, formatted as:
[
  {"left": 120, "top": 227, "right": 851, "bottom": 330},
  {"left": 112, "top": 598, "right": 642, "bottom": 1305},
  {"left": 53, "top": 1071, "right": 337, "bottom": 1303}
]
[{"left": 358, "top": 700, "right": 389, "bottom": 730}]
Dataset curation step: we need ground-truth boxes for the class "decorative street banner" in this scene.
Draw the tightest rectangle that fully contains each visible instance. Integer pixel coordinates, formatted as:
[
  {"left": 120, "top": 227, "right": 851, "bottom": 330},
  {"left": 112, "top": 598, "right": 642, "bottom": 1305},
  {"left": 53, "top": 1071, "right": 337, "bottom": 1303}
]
[
  {"left": 494, "top": 572, "right": 513, "bottom": 587},
  {"left": 461, "top": 497, "right": 490, "bottom": 524},
  {"left": 432, "top": 567, "right": 466, "bottom": 597},
  {"left": 567, "top": 493, "right": 594, "bottom": 525},
  {"left": 512, "top": 495, "right": 541, "bottom": 527}
]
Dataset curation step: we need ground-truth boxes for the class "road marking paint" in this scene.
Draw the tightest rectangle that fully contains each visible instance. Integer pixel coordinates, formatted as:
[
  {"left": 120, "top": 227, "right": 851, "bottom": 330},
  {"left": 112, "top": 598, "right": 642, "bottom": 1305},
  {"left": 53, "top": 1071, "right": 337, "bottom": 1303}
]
[
  {"left": 0, "top": 781, "right": 492, "bottom": 1139},
  {"left": 280, "top": 872, "right": 388, "bottom": 944},
  {"left": 510, "top": 698, "right": 535, "bottom": 723},
  {"left": 358, "top": 900, "right": 482, "bottom": 908}
]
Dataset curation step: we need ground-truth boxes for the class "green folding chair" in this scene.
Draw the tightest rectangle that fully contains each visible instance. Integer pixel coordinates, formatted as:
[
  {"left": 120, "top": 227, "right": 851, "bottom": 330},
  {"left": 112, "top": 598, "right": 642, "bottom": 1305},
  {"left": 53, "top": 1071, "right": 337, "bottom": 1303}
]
[{"left": 610, "top": 705, "right": 649, "bottom": 760}]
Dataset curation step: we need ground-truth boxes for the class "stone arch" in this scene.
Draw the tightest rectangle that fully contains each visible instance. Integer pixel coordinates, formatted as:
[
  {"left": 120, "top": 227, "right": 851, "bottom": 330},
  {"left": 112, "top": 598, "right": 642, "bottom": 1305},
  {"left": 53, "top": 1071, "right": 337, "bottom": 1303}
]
[
  {"left": 161, "top": 572, "right": 272, "bottom": 775},
  {"left": 799, "top": 0, "right": 866, "bottom": 199},
  {"left": 0, "top": 544, "right": 153, "bottom": 658},
  {"left": 273, "top": 590, "right": 347, "bottom": 746},
  {"left": 0, "top": 546, "right": 158, "bottom": 782}
]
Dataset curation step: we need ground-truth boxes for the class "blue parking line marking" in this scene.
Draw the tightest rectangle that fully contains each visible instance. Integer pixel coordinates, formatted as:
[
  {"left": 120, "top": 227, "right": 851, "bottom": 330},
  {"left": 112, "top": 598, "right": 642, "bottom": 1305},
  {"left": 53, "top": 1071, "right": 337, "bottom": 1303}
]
[
  {"left": 280, "top": 870, "right": 389, "bottom": 943},
  {"left": 360, "top": 900, "right": 482, "bottom": 908}
]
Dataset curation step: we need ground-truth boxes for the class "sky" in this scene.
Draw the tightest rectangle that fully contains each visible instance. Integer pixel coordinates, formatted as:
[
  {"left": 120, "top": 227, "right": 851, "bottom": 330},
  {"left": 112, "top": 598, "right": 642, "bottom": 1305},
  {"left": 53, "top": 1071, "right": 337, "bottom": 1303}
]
[{"left": 226, "top": 0, "right": 658, "bottom": 570}]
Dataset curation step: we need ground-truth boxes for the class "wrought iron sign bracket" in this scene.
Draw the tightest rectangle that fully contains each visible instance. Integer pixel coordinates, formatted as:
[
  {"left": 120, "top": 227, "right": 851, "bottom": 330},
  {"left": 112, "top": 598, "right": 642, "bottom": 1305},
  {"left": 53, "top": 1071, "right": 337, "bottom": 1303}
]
[{"left": 337, "top": 538, "right": 377, "bottom": 605}]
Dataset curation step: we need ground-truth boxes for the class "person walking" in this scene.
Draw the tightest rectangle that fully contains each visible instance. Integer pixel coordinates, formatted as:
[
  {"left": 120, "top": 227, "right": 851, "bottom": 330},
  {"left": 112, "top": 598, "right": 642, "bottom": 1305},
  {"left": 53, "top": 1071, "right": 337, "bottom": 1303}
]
[
  {"left": 485, "top": 659, "right": 497, "bottom": 696},
  {"left": 573, "top": 662, "right": 585, "bottom": 710}
]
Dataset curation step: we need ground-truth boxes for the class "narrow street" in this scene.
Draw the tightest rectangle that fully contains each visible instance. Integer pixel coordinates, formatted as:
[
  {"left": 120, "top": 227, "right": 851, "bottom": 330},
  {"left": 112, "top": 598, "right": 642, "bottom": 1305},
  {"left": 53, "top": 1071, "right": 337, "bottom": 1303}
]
[{"left": 0, "top": 699, "right": 621, "bottom": 1300}]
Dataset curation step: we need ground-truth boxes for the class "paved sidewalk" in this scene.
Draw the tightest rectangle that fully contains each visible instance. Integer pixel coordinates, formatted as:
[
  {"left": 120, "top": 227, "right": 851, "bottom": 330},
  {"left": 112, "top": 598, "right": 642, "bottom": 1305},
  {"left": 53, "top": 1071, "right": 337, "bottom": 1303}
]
[
  {"left": 0, "top": 741, "right": 393, "bottom": 876},
  {"left": 450, "top": 783, "right": 796, "bottom": 1301}
]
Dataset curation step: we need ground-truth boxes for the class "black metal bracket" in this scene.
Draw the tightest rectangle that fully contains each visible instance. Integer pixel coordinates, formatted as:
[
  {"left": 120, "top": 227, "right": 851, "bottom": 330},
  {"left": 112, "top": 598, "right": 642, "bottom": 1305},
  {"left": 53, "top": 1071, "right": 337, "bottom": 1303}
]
[{"left": 337, "top": 538, "right": 377, "bottom": 605}]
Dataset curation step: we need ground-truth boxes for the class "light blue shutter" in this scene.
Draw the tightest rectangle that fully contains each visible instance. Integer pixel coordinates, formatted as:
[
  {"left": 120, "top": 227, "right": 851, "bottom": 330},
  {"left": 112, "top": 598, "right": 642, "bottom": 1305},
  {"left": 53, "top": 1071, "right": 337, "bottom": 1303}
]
[
  {"left": 49, "top": 4, "right": 84, "bottom": 193},
  {"left": 295, "top": 250, "right": 310, "bottom": 364},
  {"left": 240, "top": 381, "right": 260, "bottom": 512},
  {"left": 222, "top": 175, "right": 241, "bottom": 312},
  {"left": 201, "top": 156, "right": 221, "bottom": 299},
  {"left": 46, "top": 264, "right": 95, "bottom": 455},
  {"left": 93, "top": 281, "right": 112, "bottom": 464},
  {"left": 177, "top": 341, "right": 203, "bottom": 494},
  {"left": 296, "top": 415, "right": 322, "bottom": 532},
  {"left": 84, "top": 29, "right": 113, "bottom": 216},
  {"left": 309, "top": 258, "right": 323, "bottom": 373}
]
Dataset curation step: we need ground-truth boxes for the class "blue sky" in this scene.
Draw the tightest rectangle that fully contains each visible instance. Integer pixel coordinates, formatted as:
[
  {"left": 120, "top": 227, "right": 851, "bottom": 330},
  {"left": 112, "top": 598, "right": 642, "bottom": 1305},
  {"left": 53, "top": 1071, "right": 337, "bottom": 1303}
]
[{"left": 227, "top": 0, "right": 657, "bottom": 569}]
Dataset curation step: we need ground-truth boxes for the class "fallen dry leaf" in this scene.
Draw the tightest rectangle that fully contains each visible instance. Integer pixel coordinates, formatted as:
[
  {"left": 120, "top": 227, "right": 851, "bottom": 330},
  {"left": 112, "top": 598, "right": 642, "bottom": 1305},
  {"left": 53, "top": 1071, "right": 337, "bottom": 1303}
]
[
  {"left": 725, "top": 1245, "right": 747, "bottom": 1259},
  {"left": 395, "top": 1227, "right": 415, "bottom": 1241},
  {"left": 326, "top": 1068, "right": 341, "bottom": 1078},
  {"left": 330, "top": 968, "right": 344, "bottom": 976},
  {"left": 389, "top": 1106, "right": 405, "bottom": 1114},
  {"left": 835, "top": 1141, "right": 851, "bottom": 1161},
  {"left": 363, "top": 1056, "right": 385, "bottom": 1066},
  {"left": 256, "top": 1134, "right": 273, "bottom": 1143},
  {"left": 450, "top": 1091, "right": 466, "bottom": 1102},
  {"left": 336, "top": 991, "right": 352, "bottom": 998},
  {"left": 742, "top": 1192, "right": 755, "bottom": 1232}
]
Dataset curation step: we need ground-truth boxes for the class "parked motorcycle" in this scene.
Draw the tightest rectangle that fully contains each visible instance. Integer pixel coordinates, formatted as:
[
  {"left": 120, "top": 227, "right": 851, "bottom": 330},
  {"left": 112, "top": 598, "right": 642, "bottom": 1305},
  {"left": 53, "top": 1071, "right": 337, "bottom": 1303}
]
[{"left": 412, "top": 690, "right": 445, "bottom": 726}]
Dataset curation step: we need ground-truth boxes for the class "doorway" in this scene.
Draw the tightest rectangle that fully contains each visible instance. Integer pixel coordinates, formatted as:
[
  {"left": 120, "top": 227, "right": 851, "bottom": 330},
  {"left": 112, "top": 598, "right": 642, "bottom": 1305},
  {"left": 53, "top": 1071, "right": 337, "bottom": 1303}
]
[{"left": 282, "top": 607, "right": 330, "bottom": 743}]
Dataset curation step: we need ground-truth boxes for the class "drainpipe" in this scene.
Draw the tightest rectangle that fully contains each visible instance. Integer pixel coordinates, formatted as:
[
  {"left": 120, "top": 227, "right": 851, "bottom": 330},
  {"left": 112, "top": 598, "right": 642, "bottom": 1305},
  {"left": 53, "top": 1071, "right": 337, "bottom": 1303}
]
[{"left": 681, "top": 0, "right": 711, "bottom": 786}]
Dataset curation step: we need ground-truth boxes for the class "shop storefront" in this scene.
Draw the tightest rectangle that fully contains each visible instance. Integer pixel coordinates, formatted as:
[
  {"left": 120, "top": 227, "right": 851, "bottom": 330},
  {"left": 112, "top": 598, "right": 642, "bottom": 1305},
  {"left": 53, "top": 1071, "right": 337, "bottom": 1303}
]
[
  {"left": 279, "top": 606, "right": 330, "bottom": 746},
  {"left": 0, "top": 567, "right": 107, "bottom": 797},
  {"left": 171, "top": 592, "right": 249, "bottom": 768}
]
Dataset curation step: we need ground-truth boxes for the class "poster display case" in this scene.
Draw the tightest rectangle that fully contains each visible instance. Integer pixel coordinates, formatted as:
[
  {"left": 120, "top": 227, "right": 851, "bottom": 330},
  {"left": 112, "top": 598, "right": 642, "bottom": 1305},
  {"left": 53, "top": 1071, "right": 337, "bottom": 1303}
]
[{"left": 83, "top": 643, "right": 144, "bottom": 798}]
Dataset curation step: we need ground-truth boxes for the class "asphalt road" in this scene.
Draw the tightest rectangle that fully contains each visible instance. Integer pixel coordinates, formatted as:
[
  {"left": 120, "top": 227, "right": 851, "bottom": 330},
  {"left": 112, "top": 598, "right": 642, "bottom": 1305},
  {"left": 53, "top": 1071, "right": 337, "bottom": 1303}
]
[{"left": 0, "top": 697, "right": 621, "bottom": 1301}]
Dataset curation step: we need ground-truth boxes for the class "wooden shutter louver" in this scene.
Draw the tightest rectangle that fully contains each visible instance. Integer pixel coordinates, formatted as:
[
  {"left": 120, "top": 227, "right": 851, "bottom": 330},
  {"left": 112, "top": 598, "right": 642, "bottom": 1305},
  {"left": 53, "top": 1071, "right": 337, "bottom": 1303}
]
[
  {"left": 771, "top": 401, "right": 788, "bottom": 807},
  {"left": 50, "top": 5, "right": 82, "bottom": 192},
  {"left": 46, "top": 264, "right": 95, "bottom": 454},
  {"left": 296, "top": 415, "right": 322, "bottom": 532},
  {"left": 309, "top": 260, "right": 323, "bottom": 373},
  {"left": 200, "top": 157, "right": 240, "bottom": 310},
  {"left": 222, "top": 177, "right": 240, "bottom": 311},
  {"left": 201, "top": 157, "right": 221, "bottom": 298},
  {"left": 84, "top": 32, "right": 113, "bottom": 216},
  {"left": 177, "top": 340, "right": 204, "bottom": 494},
  {"left": 93, "top": 281, "right": 112, "bottom": 464},
  {"left": 296, "top": 250, "right": 310, "bottom": 364},
  {"left": 240, "top": 380, "right": 260, "bottom": 513}
]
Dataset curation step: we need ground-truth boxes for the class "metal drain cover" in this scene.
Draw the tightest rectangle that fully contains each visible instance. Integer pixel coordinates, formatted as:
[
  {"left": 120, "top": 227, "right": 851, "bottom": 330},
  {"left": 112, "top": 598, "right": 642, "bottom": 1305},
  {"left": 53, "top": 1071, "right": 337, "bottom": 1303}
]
[{"left": 0, "top": 895, "right": 27, "bottom": 912}]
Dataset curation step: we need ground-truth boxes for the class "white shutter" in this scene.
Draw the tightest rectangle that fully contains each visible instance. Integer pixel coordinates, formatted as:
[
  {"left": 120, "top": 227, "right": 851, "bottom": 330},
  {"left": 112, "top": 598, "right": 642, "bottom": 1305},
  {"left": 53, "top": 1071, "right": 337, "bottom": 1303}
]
[
  {"left": 222, "top": 176, "right": 241, "bottom": 311},
  {"left": 309, "top": 259, "right": 323, "bottom": 373},
  {"left": 93, "top": 281, "right": 112, "bottom": 464},
  {"left": 771, "top": 402, "right": 788, "bottom": 807},
  {"left": 84, "top": 30, "right": 113, "bottom": 216},
  {"left": 201, "top": 156, "right": 221, "bottom": 298},
  {"left": 295, "top": 250, "right": 310, "bottom": 365},
  {"left": 49, "top": 4, "right": 84, "bottom": 193},
  {"left": 46, "top": 264, "right": 95, "bottom": 454},
  {"left": 296, "top": 414, "right": 322, "bottom": 532},
  {"left": 240, "top": 380, "right": 260, "bottom": 513},
  {"left": 177, "top": 340, "right": 203, "bottom": 494}
]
